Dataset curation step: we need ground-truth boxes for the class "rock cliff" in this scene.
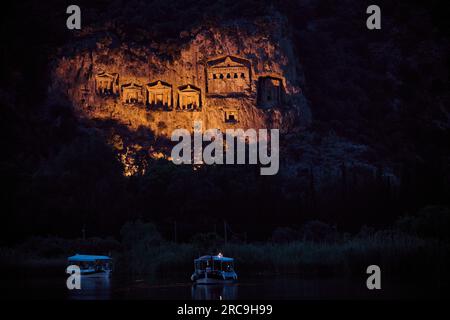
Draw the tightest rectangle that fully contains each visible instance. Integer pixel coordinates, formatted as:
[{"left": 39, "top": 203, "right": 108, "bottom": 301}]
[{"left": 50, "top": 15, "right": 310, "bottom": 139}]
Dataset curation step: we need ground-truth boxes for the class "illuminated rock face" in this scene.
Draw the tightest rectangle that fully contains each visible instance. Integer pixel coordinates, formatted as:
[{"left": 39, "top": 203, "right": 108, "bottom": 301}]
[
  {"left": 121, "top": 83, "right": 145, "bottom": 104},
  {"left": 147, "top": 81, "right": 172, "bottom": 110},
  {"left": 50, "top": 20, "right": 311, "bottom": 140},
  {"left": 177, "top": 85, "right": 201, "bottom": 111},
  {"left": 95, "top": 72, "right": 119, "bottom": 96},
  {"left": 206, "top": 56, "right": 251, "bottom": 95}
]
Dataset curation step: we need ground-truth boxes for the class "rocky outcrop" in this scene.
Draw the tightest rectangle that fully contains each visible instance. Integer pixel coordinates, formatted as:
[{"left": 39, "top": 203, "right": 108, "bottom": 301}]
[
  {"left": 48, "top": 13, "right": 393, "bottom": 184},
  {"left": 50, "top": 15, "right": 310, "bottom": 140}
]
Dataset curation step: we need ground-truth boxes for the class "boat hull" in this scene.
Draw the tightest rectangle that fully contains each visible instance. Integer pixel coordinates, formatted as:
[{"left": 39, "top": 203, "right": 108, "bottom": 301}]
[
  {"left": 195, "top": 277, "right": 236, "bottom": 285},
  {"left": 192, "top": 255, "right": 237, "bottom": 285},
  {"left": 80, "top": 270, "right": 112, "bottom": 278},
  {"left": 191, "top": 271, "right": 237, "bottom": 285}
]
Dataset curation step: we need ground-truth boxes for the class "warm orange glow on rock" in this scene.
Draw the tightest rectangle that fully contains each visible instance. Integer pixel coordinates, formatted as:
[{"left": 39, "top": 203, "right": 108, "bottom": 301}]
[{"left": 51, "top": 23, "right": 311, "bottom": 176}]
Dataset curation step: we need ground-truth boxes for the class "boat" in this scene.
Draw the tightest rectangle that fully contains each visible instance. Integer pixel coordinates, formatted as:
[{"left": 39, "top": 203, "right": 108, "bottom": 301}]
[
  {"left": 191, "top": 253, "right": 238, "bottom": 284},
  {"left": 67, "top": 254, "right": 113, "bottom": 277}
]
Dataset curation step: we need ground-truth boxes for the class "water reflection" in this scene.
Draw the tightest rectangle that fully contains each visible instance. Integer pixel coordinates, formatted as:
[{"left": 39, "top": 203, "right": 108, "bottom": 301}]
[
  {"left": 191, "top": 284, "right": 238, "bottom": 300},
  {"left": 69, "top": 274, "right": 111, "bottom": 300},
  {"left": 59, "top": 275, "right": 428, "bottom": 300}
]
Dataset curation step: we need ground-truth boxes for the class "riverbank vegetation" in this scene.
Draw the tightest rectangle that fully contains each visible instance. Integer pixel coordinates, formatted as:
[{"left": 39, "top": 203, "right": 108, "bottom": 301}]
[{"left": 1, "top": 206, "right": 448, "bottom": 286}]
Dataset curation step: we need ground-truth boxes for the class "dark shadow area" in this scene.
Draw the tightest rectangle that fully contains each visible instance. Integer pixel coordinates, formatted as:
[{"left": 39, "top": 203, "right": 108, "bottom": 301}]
[{"left": 0, "top": 0, "right": 449, "bottom": 299}]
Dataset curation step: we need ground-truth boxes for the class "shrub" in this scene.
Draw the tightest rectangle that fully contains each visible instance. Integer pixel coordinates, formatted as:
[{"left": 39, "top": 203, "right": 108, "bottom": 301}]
[
  {"left": 271, "top": 227, "right": 299, "bottom": 243},
  {"left": 396, "top": 206, "right": 450, "bottom": 239},
  {"left": 120, "top": 220, "right": 162, "bottom": 250},
  {"left": 300, "top": 220, "right": 338, "bottom": 243}
]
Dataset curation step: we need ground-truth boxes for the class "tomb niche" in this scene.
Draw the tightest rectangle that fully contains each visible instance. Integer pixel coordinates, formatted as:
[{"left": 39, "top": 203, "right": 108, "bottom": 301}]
[
  {"left": 121, "top": 83, "right": 145, "bottom": 104},
  {"left": 224, "top": 110, "right": 239, "bottom": 123},
  {"left": 146, "top": 80, "right": 172, "bottom": 110},
  {"left": 80, "top": 85, "right": 91, "bottom": 105},
  {"left": 257, "top": 76, "right": 284, "bottom": 109},
  {"left": 207, "top": 56, "right": 251, "bottom": 95},
  {"left": 177, "top": 84, "right": 201, "bottom": 111},
  {"left": 95, "top": 72, "right": 119, "bottom": 96}
]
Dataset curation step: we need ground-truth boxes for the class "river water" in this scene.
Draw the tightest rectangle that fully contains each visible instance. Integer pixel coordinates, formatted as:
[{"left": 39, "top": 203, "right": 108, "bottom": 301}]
[{"left": 2, "top": 273, "right": 436, "bottom": 300}]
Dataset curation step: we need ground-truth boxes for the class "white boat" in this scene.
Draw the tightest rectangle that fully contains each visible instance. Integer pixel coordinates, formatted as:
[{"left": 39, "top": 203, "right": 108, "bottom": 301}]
[
  {"left": 67, "top": 254, "right": 113, "bottom": 277},
  {"left": 191, "top": 253, "right": 238, "bottom": 284}
]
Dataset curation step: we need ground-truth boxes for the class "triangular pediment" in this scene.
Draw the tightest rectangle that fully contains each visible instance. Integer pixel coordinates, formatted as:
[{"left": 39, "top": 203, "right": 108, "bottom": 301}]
[
  {"left": 122, "top": 83, "right": 142, "bottom": 90},
  {"left": 178, "top": 84, "right": 200, "bottom": 93},
  {"left": 209, "top": 55, "right": 248, "bottom": 69},
  {"left": 96, "top": 72, "right": 117, "bottom": 80},
  {"left": 147, "top": 80, "right": 171, "bottom": 89}
]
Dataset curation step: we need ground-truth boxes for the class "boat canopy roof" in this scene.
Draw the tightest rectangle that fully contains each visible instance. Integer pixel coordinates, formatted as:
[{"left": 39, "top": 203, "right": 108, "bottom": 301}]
[
  {"left": 68, "top": 254, "right": 111, "bottom": 262},
  {"left": 195, "top": 255, "right": 234, "bottom": 262}
]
